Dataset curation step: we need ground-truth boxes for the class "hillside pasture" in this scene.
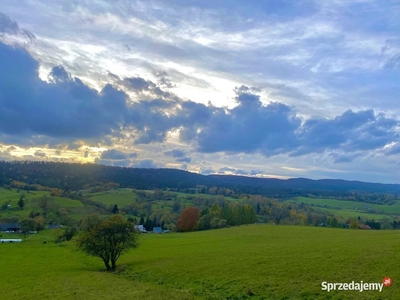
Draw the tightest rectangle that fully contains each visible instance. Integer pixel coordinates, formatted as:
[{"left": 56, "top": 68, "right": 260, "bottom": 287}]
[
  {"left": 0, "top": 188, "right": 87, "bottom": 219},
  {"left": 1, "top": 225, "right": 399, "bottom": 299},
  {"left": 87, "top": 189, "right": 137, "bottom": 207},
  {"left": 290, "top": 196, "right": 399, "bottom": 221}
]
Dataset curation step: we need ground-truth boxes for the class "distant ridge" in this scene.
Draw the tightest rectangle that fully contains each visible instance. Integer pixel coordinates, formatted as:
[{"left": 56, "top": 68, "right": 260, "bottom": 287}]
[{"left": 0, "top": 161, "right": 399, "bottom": 196}]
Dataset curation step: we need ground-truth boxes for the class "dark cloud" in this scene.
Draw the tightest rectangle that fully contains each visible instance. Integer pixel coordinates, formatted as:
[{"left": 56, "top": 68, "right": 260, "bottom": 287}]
[
  {"left": 0, "top": 42, "right": 130, "bottom": 145},
  {"left": 1, "top": 41, "right": 399, "bottom": 161},
  {"left": 293, "top": 110, "right": 400, "bottom": 156},
  {"left": 329, "top": 152, "right": 361, "bottom": 164},
  {"left": 154, "top": 70, "right": 175, "bottom": 88},
  {"left": 164, "top": 149, "right": 185, "bottom": 158},
  {"left": 218, "top": 166, "right": 247, "bottom": 175},
  {"left": 48, "top": 65, "right": 72, "bottom": 83},
  {"left": 82, "top": 149, "right": 90, "bottom": 158},
  {"left": 176, "top": 157, "right": 191, "bottom": 163},
  {"left": 0, "top": 12, "right": 35, "bottom": 39},
  {"left": 0, "top": 12, "right": 19, "bottom": 34},
  {"left": 250, "top": 169, "right": 263, "bottom": 176},
  {"left": 100, "top": 149, "right": 137, "bottom": 160},
  {"left": 131, "top": 159, "right": 159, "bottom": 168},
  {"left": 123, "top": 76, "right": 174, "bottom": 99},
  {"left": 193, "top": 87, "right": 301, "bottom": 156},
  {"left": 164, "top": 149, "right": 191, "bottom": 163}
]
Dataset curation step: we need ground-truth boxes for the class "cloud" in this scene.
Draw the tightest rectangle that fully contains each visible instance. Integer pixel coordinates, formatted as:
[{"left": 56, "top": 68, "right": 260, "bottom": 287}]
[
  {"left": 131, "top": 159, "right": 160, "bottom": 169},
  {"left": 0, "top": 12, "right": 35, "bottom": 39},
  {"left": 1, "top": 42, "right": 399, "bottom": 163},
  {"left": 34, "top": 150, "right": 46, "bottom": 157},
  {"left": 218, "top": 167, "right": 247, "bottom": 175},
  {"left": 100, "top": 149, "right": 137, "bottom": 160},
  {"left": 121, "top": 76, "right": 176, "bottom": 100},
  {"left": 164, "top": 149, "right": 191, "bottom": 163},
  {"left": 328, "top": 152, "right": 362, "bottom": 164},
  {"left": 293, "top": 110, "right": 400, "bottom": 156},
  {"left": 0, "top": 42, "right": 131, "bottom": 145},
  {"left": 250, "top": 169, "right": 264, "bottom": 176},
  {"left": 176, "top": 157, "right": 191, "bottom": 163},
  {"left": 385, "top": 143, "right": 400, "bottom": 156},
  {"left": 154, "top": 70, "right": 175, "bottom": 88},
  {"left": 164, "top": 149, "right": 185, "bottom": 158},
  {"left": 191, "top": 86, "right": 301, "bottom": 156},
  {"left": 0, "top": 150, "right": 13, "bottom": 160},
  {"left": 200, "top": 167, "right": 215, "bottom": 175},
  {"left": 94, "top": 158, "right": 132, "bottom": 167}
]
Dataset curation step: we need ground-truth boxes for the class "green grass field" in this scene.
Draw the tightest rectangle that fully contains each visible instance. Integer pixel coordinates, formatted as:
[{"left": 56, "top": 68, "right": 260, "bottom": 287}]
[
  {"left": 0, "top": 188, "right": 88, "bottom": 219},
  {"left": 290, "top": 196, "right": 398, "bottom": 220},
  {"left": 313, "top": 207, "right": 390, "bottom": 220},
  {"left": 88, "top": 189, "right": 137, "bottom": 207},
  {"left": 294, "top": 196, "right": 400, "bottom": 213},
  {"left": 1, "top": 225, "right": 399, "bottom": 299}
]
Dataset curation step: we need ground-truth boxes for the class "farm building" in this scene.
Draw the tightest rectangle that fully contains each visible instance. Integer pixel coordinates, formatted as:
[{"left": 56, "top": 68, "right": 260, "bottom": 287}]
[
  {"left": 1, "top": 239, "right": 22, "bottom": 243},
  {"left": 153, "top": 227, "right": 163, "bottom": 234},
  {"left": 134, "top": 225, "right": 147, "bottom": 233},
  {"left": 0, "top": 223, "right": 20, "bottom": 232}
]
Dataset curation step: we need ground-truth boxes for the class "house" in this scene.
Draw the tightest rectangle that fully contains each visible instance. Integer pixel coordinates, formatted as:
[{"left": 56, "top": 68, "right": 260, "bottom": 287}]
[
  {"left": 153, "top": 227, "right": 163, "bottom": 234},
  {"left": 134, "top": 225, "right": 147, "bottom": 233},
  {"left": 47, "top": 224, "right": 62, "bottom": 229},
  {"left": 0, "top": 223, "right": 20, "bottom": 232}
]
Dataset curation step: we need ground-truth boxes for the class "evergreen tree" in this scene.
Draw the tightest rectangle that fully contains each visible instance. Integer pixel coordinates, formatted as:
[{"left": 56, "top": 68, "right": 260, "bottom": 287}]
[
  {"left": 144, "top": 217, "right": 153, "bottom": 231},
  {"left": 112, "top": 204, "right": 119, "bottom": 214},
  {"left": 243, "top": 204, "right": 257, "bottom": 224},
  {"left": 256, "top": 203, "right": 261, "bottom": 214},
  {"left": 18, "top": 196, "right": 25, "bottom": 209},
  {"left": 139, "top": 216, "right": 145, "bottom": 225},
  {"left": 200, "top": 208, "right": 209, "bottom": 217},
  {"left": 221, "top": 201, "right": 230, "bottom": 221}
]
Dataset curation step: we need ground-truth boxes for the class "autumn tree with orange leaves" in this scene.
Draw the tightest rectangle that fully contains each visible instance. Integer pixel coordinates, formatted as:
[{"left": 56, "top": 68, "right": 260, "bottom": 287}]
[{"left": 176, "top": 206, "right": 200, "bottom": 232}]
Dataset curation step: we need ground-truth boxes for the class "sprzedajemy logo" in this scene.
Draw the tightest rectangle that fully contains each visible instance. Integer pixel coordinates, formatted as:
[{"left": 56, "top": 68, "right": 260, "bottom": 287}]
[{"left": 321, "top": 277, "right": 392, "bottom": 293}]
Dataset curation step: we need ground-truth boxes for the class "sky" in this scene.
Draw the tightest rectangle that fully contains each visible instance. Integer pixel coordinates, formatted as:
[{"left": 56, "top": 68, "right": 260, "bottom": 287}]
[{"left": 0, "top": 0, "right": 399, "bottom": 183}]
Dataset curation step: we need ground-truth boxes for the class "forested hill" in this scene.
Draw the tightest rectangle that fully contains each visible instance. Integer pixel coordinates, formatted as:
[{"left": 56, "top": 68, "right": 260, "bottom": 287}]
[{"left": 1, "top": 161, "right": 400, "bottom": 196}]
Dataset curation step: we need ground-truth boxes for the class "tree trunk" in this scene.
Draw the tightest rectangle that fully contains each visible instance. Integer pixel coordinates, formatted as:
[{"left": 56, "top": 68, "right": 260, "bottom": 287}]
[
  {"left": 103, "top": 259, "right": 111, "bottom": 271},
  {"left": 111, "top": 260, "right": 116, "bottom": 271}
]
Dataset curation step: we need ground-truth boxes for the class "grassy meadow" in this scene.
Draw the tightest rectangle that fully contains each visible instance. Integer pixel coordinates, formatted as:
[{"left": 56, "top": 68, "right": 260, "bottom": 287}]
[
  {"left": 290, "top": 196, "right": 398, "bottom": 221},
  {"left": 1, "top": 224, "right": 399, "bottom": 299}
]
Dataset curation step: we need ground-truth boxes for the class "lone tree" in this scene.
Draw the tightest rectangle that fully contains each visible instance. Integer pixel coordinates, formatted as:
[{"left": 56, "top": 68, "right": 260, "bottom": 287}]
[
  {"left": 18, "top": 196, "right": 25, "bottom": 209},
  {"left": 112, "top": 204, "right": 119, "bottom": 214},
  {"left": 76, "top": 215, "right": 138, "bottom": 271},
  {"left": 176, "top": 206, "right": 200, "bottom": 232}
]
